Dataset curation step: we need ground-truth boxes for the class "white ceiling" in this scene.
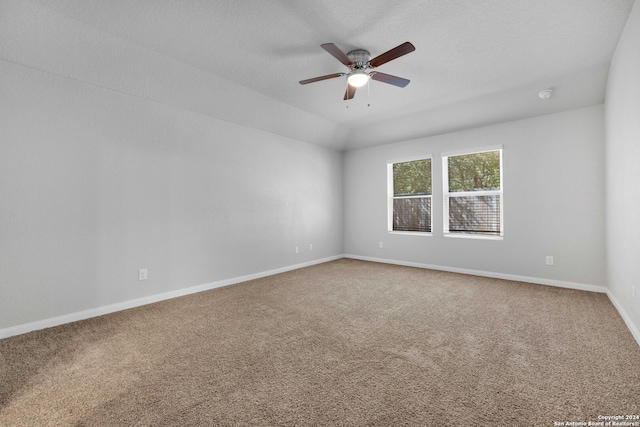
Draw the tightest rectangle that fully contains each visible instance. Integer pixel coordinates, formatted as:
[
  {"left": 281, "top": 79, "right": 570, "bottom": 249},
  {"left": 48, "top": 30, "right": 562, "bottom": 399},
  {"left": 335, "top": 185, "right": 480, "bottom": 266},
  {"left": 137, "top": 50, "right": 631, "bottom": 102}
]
[{"left": 2, "top": 0, "right": 636, "bottom": 150}]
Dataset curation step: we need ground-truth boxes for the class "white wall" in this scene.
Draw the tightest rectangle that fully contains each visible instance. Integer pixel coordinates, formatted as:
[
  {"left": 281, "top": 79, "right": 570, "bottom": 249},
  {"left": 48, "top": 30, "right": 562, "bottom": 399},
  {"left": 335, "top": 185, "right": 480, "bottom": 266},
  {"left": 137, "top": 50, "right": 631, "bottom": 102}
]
[
  {"left": 344, "top": 105, "right": 606, "bottom": 288},
  {"left": 0, "top": 60, "right": 343, "bottom": 331},
  {"left": 605, "top": 0, "right": 640, "bottom": 337}
]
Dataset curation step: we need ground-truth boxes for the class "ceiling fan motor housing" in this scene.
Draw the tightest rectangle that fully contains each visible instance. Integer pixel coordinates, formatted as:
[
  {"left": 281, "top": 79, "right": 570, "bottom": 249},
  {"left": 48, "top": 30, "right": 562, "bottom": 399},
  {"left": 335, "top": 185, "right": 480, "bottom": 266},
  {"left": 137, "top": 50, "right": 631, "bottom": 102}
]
[{"left": 347, "top": 49, "right": 371, "bottom": 69}]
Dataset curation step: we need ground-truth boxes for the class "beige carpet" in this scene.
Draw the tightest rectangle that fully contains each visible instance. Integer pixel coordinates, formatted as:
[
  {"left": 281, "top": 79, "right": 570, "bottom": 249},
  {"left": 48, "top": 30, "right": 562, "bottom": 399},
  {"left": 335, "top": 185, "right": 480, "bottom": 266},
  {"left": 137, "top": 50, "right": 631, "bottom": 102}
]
[{"left": 1, "top": 259, "right": 639, "bottom": 426}]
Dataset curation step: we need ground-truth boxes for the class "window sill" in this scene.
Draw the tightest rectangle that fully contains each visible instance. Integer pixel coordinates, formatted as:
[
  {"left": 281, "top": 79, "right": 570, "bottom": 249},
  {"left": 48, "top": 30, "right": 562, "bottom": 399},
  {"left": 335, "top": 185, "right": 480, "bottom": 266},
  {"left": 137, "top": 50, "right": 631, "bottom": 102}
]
[
  {"left": 388, "top": 231, "right": 433, "bottom": 237},
  {"left": 444, "top": 233, "right": 503, "bottom": 241}
]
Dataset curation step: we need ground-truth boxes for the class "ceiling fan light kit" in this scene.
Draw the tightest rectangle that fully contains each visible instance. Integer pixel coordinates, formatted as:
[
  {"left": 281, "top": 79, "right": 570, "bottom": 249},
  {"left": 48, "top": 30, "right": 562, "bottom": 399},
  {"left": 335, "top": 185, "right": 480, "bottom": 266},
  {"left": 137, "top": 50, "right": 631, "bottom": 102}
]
[
  {"left": 299, "top": 42, "right": 415, "bottom": 100},
  {"left": 347, "top": 69, "right": 370, "bottom": 88}
]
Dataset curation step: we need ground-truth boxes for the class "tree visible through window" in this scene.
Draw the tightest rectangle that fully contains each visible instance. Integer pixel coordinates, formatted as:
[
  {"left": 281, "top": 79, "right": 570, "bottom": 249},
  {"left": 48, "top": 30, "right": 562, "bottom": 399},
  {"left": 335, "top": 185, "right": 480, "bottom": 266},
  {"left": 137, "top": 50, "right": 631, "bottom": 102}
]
[
  {"left": 389, "top": 158, "right": 432, "bottom": 233},
  {"left": 444, "top": 149, "right": 502, "bottom": 236}
]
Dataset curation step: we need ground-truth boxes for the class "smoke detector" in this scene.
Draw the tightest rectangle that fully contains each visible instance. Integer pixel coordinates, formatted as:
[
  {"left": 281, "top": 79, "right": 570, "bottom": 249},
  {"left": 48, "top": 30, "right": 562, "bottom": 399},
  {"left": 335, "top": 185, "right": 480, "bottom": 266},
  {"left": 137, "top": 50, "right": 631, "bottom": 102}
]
[{"left": 538, "top": 88, "right": 554, "bottom": 100}]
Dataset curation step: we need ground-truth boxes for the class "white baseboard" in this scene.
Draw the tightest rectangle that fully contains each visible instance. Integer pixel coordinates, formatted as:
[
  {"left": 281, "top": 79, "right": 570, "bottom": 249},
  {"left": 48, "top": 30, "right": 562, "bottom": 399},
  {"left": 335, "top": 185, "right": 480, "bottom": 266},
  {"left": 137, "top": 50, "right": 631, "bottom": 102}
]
[
  {"left": 605, "top": 290, "right": 640, "bottom": 347},
  {"left": 344, "top": 254, "right": 640, "bottom": 348},
  {"left": 0, "top": 255, "right": 342, "bottom": 340},
  {"left": 4, "top": 254, "right": 639, "bottom": 349},
  {"left": 344, "top": 254, "right": 607, "bottom": 293}
]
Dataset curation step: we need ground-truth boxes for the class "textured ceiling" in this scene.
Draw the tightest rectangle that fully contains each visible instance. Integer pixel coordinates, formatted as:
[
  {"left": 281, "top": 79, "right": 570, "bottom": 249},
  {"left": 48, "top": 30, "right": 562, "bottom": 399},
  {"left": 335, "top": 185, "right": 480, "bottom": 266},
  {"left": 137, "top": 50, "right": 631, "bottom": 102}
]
[{"left": 2, "top": 0, "right": 636, "bottom": 150}]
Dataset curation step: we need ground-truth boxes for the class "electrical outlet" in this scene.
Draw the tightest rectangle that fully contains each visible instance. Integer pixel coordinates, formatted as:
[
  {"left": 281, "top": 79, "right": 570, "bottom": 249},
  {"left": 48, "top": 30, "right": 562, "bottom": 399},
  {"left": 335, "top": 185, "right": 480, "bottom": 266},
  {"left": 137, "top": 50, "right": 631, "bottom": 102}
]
[
  {"left": 546, "top": 256, "right": 554, "bottom": 266},
  {"left": 138, "top": 269, "right": 148, "bottom": 281},
  {"left": 379, "top": 241, "right": 384, "bottom": 249},
  {"left": 295, "top": 246, "right": 299, "bottom": 254},
  {"left": 309, "top": 244, "right": 313, "bottom": 251}
]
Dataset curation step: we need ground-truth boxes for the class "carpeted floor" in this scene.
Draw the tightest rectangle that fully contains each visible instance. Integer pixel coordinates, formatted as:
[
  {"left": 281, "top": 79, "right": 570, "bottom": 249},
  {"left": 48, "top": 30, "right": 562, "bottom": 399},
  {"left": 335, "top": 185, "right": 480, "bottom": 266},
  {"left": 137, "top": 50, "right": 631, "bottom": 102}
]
[{"left": 1, "top": 259, "right": 639, "bottom": 426}]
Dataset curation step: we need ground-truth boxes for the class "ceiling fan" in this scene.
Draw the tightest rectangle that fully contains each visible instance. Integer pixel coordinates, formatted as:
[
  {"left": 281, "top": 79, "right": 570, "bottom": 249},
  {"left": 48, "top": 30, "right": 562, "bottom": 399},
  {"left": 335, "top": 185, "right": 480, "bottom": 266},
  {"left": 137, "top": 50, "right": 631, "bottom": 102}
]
[{"left": 299, "top": 41, "right": 415, "bottom": 100}]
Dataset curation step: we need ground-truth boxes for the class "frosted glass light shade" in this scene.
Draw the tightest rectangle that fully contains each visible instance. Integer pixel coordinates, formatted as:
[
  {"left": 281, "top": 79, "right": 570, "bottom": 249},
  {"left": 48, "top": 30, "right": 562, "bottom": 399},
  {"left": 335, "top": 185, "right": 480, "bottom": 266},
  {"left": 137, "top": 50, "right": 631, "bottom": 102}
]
[{"left": 347, "top": 71, "right": 369, "bottom": 88}]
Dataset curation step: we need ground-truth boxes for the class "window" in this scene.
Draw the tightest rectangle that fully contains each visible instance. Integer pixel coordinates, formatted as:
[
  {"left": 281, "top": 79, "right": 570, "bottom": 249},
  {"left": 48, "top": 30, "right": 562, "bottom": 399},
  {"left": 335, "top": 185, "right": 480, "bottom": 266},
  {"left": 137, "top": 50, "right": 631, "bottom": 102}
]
[
  {"left": 443, "top": 148, "right": 503, "bottom": 237},
  {"left": 388, "top": 157, "right": 432, "bottom": 233}
]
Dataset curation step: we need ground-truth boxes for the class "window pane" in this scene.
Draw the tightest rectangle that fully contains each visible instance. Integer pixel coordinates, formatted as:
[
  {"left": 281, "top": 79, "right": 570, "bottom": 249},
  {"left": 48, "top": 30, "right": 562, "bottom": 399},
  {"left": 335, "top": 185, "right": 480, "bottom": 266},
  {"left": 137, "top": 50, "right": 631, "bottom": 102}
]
[
  {"left": 393, "top": 197, "right": 431, "bottom": 232},
  {"left": 448, "top": 151, "right": 500, "bottom": 192},
  {"left": 393, "top": 159, "right": 432, "bottom": 196},
  {"left": 449, "top": 195, "right": 500, "bottom": 235}
]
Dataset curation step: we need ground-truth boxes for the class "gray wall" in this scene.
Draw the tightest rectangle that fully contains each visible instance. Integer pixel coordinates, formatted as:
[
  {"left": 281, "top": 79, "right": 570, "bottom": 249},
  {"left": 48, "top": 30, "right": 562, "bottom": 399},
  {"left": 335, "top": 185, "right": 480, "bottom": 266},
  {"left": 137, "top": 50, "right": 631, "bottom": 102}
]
[
  {"left": 0, "top": 60, "right": 343, "bottom": 330},
  {"left": 605, "top": 0, "right": 640, "bottom": 336},
  {"left": 344, "top": 105, "right": 606, "bottom": 288},
  {"left": 2, "top": 0, "right": 637, "bottom": 342}
]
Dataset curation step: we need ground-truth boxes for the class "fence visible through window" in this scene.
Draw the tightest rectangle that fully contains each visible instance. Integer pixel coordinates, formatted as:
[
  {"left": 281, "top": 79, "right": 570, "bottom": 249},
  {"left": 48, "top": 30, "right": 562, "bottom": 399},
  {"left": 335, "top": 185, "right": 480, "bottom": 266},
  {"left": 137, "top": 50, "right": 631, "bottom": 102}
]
[
  {"left": 448, "top": 194, "right": 501, "bottom": 235},
  {"left": 393, "top": 196, "right": 432, "bottom": 232}
]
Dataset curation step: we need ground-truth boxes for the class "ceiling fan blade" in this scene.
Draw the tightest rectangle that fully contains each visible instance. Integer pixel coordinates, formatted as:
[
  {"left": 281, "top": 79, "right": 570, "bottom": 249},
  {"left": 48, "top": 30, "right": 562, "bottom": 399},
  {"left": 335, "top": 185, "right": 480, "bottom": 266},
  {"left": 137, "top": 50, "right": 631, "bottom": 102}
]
[
  {"left": 344, "top": 84, "right": 356, "bottom": 100},
  {"left": 371, "top": 72, "right": 410, "bottom": 88},
  {"left": 321, "top": 43, "right": 355, "bottom": 67},
  {"left": 369, "top": 41, "right": 415, "bottom": 68},
  {"left": 299, "top": 73, "right": 344, "bottom": 85}
]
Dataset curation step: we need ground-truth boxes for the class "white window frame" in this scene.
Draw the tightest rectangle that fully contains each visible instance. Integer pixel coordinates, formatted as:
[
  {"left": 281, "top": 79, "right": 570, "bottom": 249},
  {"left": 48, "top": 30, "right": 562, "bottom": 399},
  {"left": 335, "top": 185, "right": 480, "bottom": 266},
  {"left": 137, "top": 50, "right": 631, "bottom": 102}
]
[
  {"left": 442, "top": 146, "right": 504, "bottom": 240},
  {"left": 387, "top": 155, "right": 433, "bottom": 236}
]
